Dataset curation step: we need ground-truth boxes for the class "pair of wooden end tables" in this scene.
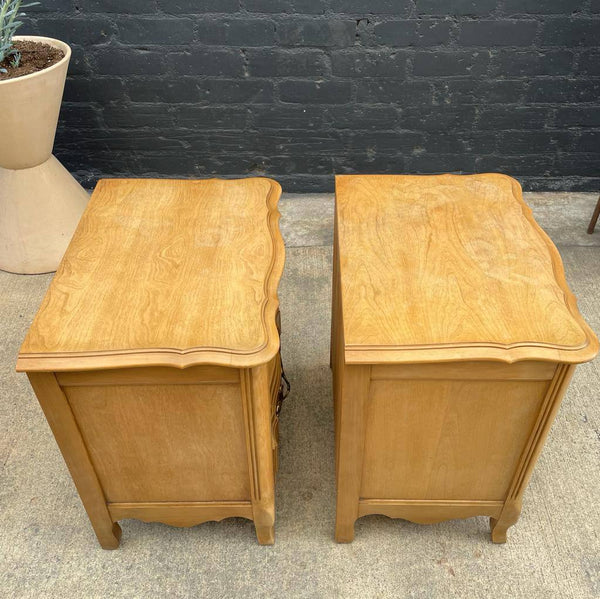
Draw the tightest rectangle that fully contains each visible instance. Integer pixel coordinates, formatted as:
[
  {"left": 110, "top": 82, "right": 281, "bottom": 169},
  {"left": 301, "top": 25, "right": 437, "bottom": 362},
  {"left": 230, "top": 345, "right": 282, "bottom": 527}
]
[{"left": 17, "top": 174, "right": 598, "bottom": 549}]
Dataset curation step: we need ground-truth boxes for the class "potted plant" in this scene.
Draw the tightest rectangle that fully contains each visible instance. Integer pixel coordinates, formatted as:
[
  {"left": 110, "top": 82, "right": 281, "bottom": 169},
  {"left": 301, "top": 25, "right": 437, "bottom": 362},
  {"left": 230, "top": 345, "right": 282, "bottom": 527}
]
[{"left": 0, "top": 0, "right": 88, "bottom": 274}]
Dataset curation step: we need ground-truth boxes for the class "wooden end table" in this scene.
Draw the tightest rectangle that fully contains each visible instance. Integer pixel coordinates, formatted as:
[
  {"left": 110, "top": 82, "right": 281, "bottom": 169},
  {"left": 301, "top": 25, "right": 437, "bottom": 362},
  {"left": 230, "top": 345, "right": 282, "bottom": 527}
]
[
  {"left": 18, "top": 177, "right": 285, "bottom": 548},
  {"left": 331, "top": 174, "right": 598, "bottom": 543}
]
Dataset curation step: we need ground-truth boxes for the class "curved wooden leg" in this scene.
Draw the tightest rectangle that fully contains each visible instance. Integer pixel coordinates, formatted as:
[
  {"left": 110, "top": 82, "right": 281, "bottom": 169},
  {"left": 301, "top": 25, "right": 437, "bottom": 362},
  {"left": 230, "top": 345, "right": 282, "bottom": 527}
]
[
  {"left": 490, "top": 500, "right": 522, "bottom": 544},
  {"left": 335, "top": 519, "right": 356, "bottom": 544},
  {"left": 27, "top": 373, "right": 122, "bottom": 550},
  {"left": 335, "top": 366, "right": 370, "bottom": 544},
  {"left": 253, "top": 499, "right": 275, "bottom": 545},
  {"left": 255, "top": 523, "right": 275, "bottom": 545},
  {"left": 244, "top": 367, "right": 276, "bottom": 546},
  {"left": 97, "top": 522, "right": 122, "bottom": 550},
  {"left": 490, "top": 517, "right": 510, "bottom": 544}
]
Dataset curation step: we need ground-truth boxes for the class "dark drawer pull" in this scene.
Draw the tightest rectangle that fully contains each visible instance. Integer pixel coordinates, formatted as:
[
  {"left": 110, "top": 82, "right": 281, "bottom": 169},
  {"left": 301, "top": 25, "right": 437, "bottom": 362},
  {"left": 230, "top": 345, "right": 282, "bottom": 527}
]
[
  {"left": 274, "top": 308, "right": 288, "bottom": 416},
  {"left": 276, "top": 364, "right": 290, "bottom": 417}
]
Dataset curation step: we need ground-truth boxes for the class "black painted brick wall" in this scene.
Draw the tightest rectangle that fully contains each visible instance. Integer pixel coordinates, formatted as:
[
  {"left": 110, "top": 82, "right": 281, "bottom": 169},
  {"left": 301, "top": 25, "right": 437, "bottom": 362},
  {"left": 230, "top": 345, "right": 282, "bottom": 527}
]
[{"left": 20, "top": 1, "right": 600, "bottom": 191}]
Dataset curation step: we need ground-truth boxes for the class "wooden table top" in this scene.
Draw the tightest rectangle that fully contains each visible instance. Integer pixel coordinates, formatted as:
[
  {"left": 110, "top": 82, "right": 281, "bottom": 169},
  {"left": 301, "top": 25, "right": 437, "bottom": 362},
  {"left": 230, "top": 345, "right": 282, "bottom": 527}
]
[
  {"left": 17, "top": 178, "right": 284, "bottom": 371},
  {"left": 335, "top": 173, "right": 598, "bottom": 365}
]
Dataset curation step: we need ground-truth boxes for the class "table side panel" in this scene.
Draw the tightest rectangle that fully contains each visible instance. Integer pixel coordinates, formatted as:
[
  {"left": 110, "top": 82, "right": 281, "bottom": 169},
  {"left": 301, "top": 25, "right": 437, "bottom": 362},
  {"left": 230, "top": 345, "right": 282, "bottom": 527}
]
[
  {"left": 361, "top": 366, "right": 551, "bottom": 502},
  {"left": 65, "top": 382, "right": 251, "bottom": 503}
]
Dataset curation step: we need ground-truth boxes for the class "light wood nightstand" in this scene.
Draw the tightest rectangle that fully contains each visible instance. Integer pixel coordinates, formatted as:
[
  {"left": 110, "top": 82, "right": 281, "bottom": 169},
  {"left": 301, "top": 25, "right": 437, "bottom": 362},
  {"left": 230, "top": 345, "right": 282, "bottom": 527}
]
[
  {"left": 331, "top": 173, "right": 598, "bottom": 543},
  {"left": 18, "top": 177, "right": 286, "bottom": 548}
]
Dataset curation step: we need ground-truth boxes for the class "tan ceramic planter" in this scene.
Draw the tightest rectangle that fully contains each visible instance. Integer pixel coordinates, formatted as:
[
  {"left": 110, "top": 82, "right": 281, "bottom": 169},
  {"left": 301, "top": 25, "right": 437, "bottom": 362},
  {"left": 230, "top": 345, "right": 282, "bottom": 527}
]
[{"left": 0, "top": 36, "right": 88, "bottom": 274}]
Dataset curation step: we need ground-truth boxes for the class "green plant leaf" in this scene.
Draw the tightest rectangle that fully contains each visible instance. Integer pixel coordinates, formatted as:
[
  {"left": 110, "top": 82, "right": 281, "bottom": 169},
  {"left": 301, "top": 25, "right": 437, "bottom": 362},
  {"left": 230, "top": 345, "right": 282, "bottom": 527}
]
[{"left": 0, "top": 0, "right": 39, "bottom": 64}]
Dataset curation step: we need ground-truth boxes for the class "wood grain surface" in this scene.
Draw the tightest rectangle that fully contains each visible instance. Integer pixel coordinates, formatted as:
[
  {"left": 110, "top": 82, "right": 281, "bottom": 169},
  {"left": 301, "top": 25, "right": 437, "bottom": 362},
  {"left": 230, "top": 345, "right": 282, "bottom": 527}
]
[
  {"left": 335, "top": 173, "right": 598, "bottom": 364},
  {"left": 66, "top": 383, "right": 250, "bottom": 503},
  {"left": 17, "top": 177, "right": 284, "bottom": 371},
  {"left": 361, "top": 378, "right": 548, "bottom": 501}
]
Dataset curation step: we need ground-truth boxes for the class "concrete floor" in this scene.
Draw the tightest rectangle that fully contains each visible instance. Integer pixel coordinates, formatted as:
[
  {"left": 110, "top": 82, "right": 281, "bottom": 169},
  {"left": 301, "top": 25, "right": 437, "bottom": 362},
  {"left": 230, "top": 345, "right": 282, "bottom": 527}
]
[{"left": 1, "top": 192, "right": 599, "bottom": 599}]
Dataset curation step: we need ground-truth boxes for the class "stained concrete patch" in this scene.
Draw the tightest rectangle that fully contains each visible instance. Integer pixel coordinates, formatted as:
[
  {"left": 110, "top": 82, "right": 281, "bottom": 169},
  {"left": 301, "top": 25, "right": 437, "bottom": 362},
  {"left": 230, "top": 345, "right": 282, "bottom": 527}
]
[{"left": 280, "top": 193, "right": 335, "bottom": 248}]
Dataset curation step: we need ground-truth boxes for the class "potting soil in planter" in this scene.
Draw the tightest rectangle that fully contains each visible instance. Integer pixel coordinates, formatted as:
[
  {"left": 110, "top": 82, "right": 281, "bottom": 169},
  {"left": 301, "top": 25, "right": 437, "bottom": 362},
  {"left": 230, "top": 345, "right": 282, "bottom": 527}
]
[{"left": 0, "top": 40, "right": 64, "bottom": 81}]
